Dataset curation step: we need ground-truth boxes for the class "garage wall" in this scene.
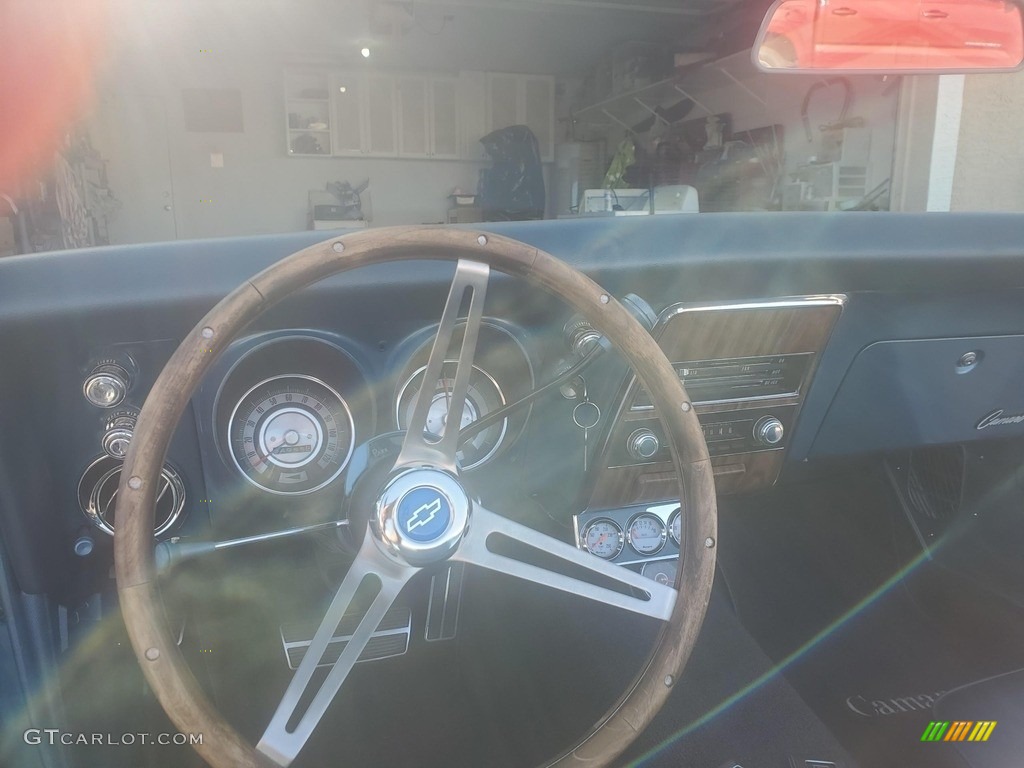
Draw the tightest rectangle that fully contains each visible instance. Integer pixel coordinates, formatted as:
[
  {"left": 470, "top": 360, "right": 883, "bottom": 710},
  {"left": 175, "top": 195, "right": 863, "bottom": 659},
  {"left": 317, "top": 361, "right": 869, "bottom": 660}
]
[
  {"left": 86, "top": 52, "right": 492, "bottom": 244},
  {"left": 951, "top": 69, "right": 1024, "bottom": 212}
]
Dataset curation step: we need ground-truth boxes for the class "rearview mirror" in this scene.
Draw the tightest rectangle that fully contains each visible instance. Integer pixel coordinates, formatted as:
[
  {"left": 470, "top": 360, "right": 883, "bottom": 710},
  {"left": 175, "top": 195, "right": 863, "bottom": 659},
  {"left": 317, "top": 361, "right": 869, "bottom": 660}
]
[{"left": 754, "top": 0, "right": 1024, "bottom": 74}]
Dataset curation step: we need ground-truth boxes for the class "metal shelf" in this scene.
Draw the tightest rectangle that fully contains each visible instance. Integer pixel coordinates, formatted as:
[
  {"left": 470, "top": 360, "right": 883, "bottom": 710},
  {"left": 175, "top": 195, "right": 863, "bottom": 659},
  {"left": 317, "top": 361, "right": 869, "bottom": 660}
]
[{"left": 573, "top": 50, "right": 763, "bottom": 131}]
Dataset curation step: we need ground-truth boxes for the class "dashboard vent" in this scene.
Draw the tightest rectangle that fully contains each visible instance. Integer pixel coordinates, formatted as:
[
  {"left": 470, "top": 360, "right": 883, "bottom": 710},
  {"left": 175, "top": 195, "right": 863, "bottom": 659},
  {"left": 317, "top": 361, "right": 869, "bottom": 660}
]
[{"left": 632, "top": 354, "right": 811, "bottom": 408}]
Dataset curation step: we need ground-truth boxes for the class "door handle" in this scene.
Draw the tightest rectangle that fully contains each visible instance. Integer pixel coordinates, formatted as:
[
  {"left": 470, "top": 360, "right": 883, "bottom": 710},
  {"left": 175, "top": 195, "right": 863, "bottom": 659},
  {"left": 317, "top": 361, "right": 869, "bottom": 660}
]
[
  {"left": 831, "top": 7, "right": 858, "bottom": 16},
  {"left": 921, "top": 9, "right": 949, "bottom": 19}
]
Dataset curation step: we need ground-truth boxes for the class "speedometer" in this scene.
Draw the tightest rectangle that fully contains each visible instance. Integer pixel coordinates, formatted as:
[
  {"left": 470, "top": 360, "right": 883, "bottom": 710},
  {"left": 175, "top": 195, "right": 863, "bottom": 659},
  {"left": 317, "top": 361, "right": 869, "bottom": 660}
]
[{"left": 228, "top": 374, "right": 354, "bottom": 495}]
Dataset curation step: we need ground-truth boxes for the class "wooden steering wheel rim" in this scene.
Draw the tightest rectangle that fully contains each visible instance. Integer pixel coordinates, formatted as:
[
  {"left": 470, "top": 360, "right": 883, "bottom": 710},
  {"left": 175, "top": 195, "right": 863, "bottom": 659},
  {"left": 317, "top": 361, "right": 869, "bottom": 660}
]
[{"left": 114, "top": 226, "right": 717, "bottom": 768}]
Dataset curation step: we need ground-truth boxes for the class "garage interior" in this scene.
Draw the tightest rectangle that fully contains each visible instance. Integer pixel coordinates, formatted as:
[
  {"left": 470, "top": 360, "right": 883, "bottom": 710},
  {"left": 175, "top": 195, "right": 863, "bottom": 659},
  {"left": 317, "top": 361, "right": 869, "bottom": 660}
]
[{"left": 1, "top": 0, "right": 918, "bottom": 251}]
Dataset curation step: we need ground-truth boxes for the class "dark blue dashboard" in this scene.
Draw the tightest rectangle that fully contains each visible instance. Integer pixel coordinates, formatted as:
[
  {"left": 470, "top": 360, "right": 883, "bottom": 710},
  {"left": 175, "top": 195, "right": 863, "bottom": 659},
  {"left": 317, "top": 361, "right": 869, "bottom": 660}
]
[{"left": 3, "top": 212, "right": 1024, "bottom": 599}]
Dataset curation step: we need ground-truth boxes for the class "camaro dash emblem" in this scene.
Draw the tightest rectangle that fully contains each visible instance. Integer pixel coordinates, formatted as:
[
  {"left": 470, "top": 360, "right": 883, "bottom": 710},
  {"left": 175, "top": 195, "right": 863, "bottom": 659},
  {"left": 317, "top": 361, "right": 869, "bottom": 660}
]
[
  {"left": 976, "top": 409, "right": 1024, "bottom": 430},
  {"left": 406, "top": 497, "right": 442, "bottom": 533}
]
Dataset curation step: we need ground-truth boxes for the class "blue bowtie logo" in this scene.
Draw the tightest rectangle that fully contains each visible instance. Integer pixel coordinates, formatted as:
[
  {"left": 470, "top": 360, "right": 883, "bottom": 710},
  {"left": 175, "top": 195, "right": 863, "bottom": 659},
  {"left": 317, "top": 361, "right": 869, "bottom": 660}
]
[{"left": 397, "top": 487, "right": 452, "bottom": 542}]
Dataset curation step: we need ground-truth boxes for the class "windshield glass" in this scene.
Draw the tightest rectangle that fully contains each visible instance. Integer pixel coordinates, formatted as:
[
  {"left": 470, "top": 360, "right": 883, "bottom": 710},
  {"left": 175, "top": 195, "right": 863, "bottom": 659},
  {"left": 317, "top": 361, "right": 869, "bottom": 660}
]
[{"left": 0, "top": 0, "right": 1017, "bottom": 251}]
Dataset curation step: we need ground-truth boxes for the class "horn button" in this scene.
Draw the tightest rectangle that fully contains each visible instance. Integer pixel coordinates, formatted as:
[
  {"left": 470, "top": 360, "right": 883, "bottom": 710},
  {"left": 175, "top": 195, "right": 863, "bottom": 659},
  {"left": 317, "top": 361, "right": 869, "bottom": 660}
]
[{"left": 374, "top": 469, "right": 470, "bottom": 567}]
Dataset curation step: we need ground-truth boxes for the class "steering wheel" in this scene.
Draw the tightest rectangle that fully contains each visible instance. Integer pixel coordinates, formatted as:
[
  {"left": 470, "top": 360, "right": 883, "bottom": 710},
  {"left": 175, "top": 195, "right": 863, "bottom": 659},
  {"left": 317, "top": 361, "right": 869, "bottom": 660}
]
[{"left": 114, "top": 227, "right": 717, "bottom": 768}]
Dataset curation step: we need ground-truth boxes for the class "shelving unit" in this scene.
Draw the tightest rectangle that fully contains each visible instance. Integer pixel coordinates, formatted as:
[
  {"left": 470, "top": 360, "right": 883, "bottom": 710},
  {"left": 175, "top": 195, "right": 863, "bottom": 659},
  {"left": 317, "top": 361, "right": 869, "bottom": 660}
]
[
  {"left": 572, "top": 52, "right": 722, "bottom": 131},
  {"left": 285, "top": 70, "right": 332, "bottom": 156}
]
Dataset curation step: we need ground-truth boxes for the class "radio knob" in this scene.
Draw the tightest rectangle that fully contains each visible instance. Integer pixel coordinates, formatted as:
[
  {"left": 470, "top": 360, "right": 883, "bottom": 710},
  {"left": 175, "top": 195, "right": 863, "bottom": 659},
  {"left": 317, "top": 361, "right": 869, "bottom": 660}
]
[
  {"left": 755, "top": 416, "right": 785, "bottom": 446},
  {"left": 627, "top": 428, "right": 661, "bottom": 461}
]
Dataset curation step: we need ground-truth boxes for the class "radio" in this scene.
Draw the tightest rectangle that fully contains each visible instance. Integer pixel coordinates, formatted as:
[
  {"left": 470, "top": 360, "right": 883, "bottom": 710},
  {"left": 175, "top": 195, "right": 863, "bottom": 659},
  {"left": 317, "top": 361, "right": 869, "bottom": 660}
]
[
  {"left": 631, "top": 353, "right": 811, "bottom": 409},
  {"left": 610, "top": 408, "right": 792, "bottom": 466},
  {"left": 591, "top": 297, "right": 844, "bottom": 503}
]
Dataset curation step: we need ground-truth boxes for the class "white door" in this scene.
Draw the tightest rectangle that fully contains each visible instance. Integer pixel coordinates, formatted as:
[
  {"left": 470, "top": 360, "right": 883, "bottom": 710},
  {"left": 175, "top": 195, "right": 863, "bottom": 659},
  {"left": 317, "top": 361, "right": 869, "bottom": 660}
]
[
  {"left": 487, "top": 73, "right": 519, "bottom": 133},
  {"left": 397, "top": 76, "right": 429, "bottom": 158},
  {"left": 88, "top": 91, "right": 178, "bottom": 244},
  {"left": 364, "top": 74, "right": 398, "bottom": 156},
  {"left": 430, "top": 77, "right": 459, "bottom": 159},
  {"left": 523, "top": 76, "right": 555, "bottom": 162},
  {"left": 331, "top": 72, "right": 364, "bottom": 154}
]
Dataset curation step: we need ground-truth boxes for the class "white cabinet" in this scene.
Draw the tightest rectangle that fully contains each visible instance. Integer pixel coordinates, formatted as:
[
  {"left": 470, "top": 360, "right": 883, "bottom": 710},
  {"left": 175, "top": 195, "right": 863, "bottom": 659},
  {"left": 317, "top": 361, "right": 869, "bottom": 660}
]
[
  {"left": 485, "top": 73, "right": 555, "bottom": 162},
  {"left": 364, "top": 74, "right": 398, "bottom": 156},
  {"left": 397, "top": 76, "right": 429, "bottom": 157},
  {"left": 523, "top": 76, "right": 555, "bottom": 163},
  {"left": 396, "top": 75, "right": 458, "bottom": 158},
  {"left": 458, "top": 71, "right": 487, "bottom": 161},
  {"left": 329, "top": 72, "right": 363, "bottom": 155},
  {"left": 430, "top": 77, "right": 460, "bottom": 159},
  {"left": 330, "top": 72, "right": 399, "bottom": 156},
  {"left": 486, "top": 73, "right": 520, "bottom": 136}
]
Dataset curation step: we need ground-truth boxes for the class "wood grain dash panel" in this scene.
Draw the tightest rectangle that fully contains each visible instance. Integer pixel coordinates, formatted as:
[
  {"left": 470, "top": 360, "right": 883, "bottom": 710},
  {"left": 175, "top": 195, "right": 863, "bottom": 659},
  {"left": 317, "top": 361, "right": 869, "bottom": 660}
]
[{"left": 588, "top": 298, "right": 844, "bottom": 508}]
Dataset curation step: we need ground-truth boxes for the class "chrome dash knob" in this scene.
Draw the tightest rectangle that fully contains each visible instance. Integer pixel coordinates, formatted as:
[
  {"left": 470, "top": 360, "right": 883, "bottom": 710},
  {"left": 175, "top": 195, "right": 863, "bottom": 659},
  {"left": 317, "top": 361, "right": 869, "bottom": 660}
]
[
  {"left": 755, "top": 416, "right": 784, "bottom": 446},
  {"left": 627, "top": 428, "right": 661, "bottom": 461},
  {"left": 83, "top": 362, "right": 132, "bottom": 408}
]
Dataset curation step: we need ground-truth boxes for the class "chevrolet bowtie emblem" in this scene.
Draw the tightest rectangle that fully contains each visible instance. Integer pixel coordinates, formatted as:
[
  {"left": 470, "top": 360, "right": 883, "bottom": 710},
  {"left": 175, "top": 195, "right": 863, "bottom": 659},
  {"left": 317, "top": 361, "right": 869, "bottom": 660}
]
[{"left": 406, "top": 497, "right": 442, "bottom": 533}]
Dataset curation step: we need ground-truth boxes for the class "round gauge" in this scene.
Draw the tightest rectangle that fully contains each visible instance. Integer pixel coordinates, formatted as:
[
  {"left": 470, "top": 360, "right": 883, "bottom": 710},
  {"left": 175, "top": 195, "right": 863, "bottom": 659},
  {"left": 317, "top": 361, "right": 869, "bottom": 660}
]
[
  {"left": 228, "top": 374, "right": 354, "bottom": 495},
  {"left": 396, "top": 362, "right": 507, "bottom": 470},
  {"left": 581, "top": 519, "right": 624, "bottom": 560},
  {"left": 627, "top": 513, "right": 667, "bottom": 556},
  {"left": 669, "top": 507, "right": 682, "bottom": 546},
  {"left": 641, "top": 559, "right": 678, "bottom": 587}
]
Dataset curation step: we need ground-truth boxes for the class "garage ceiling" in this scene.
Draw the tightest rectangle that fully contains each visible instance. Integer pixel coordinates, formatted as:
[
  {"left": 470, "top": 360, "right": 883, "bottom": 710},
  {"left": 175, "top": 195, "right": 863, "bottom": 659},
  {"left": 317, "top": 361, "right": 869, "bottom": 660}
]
[{"left": 108, "top": 0, "right": 767, "bottom": 76}]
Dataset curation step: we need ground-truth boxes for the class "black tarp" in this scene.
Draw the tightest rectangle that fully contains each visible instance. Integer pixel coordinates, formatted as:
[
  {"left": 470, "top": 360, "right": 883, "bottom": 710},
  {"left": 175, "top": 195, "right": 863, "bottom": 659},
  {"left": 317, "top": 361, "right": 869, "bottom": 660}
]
[{"left": 477, "top": 125, "right": 545, "bottom": 221}]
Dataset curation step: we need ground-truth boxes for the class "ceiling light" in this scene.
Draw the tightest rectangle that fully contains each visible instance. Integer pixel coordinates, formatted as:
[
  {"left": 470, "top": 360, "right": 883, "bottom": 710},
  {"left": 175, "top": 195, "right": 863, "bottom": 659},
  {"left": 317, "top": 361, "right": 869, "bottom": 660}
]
[
  {"left": 339, "top": 86, "right": 347, "bottom": 93},
  {"left": 360, "top": 47, "right": 371, "bottom": 58}
]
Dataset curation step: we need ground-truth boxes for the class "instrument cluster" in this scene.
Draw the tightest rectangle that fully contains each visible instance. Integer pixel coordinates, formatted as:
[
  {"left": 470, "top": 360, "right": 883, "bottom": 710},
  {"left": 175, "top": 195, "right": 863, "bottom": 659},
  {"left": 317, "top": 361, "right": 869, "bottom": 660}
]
[{"left": 208, "top": 321, "right": 533, "bottom": 507}]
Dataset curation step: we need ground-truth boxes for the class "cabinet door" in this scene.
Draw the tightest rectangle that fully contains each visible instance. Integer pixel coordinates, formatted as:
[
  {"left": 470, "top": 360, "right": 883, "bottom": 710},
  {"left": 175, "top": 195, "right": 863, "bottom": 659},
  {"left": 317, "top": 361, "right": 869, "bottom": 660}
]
[
  {"left": 331, "top": 72, "right": 363, "bottom": 154},
  {"left": 364, "top": 74, "right": 398, "bottom": 156},
  {"left": 397, "top": 76, "right": 429, "bottom": 158},
  {"left": 487, "top": 73, "right": 519, "bottom": 133},
  {"left": 458, "top": 71, "right": 487, "bottom": 160},
  {"left": 429, "top": 77, "right": 459, "bottom": 159},
  {"left": 523, "top": 75, "right": 555, "bottom": 163}
]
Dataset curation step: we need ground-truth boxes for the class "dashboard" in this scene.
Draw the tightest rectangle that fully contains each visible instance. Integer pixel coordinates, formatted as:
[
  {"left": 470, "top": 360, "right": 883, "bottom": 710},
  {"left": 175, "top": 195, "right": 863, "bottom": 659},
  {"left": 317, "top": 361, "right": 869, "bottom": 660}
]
[
  {"left": 63, "top": 291, "right": 845, "bottom": 591},
  {"left": 4, "top": 213, "right": 1024, "bottom": 605}
]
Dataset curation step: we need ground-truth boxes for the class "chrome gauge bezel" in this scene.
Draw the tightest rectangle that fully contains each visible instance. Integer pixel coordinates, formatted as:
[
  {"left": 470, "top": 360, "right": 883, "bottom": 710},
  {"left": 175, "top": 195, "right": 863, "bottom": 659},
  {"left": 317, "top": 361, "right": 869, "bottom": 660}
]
[
  {"left": 228, "top": 374, "right": 355, "bottom": 496},
  {"left": 641, "top": 559, "right": 678, "bottom": 586},
  {"left": 668, "top": 507, "right": 682, "bottom": 547},
  {"left": 580, "top": 518, "right": 625, "bottom": 560},
  {"left": 626, "top": 512, "right": 668, "bottom": 556},
  {"left": 394, "top": 362, "right": 508, "bottom": 471},
  {"left": 78, "top": 455, "right": 186, "bottom": 537}
]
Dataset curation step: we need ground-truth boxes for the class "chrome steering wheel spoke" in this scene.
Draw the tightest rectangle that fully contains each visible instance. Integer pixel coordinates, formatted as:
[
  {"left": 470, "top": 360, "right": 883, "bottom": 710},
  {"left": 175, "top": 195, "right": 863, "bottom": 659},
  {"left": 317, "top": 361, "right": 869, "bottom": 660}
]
[
  {"left": 257, "top": 529, "right": 415, "bottom": 767},
  {"left": 454, "top": 505, "right": 677, "bottom": 622},
  {"left": 395, "top": 259, "right": 489, "bottom": 473}
]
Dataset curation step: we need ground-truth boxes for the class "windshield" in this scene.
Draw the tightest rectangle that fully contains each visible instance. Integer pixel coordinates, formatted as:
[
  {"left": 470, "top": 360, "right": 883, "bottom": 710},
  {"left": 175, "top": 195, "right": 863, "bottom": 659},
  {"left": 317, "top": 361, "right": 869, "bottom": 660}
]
[
  {"left": 6, "top": 6, "right": 1024, "bottom": 768},
  {"left": 2, "top": 0, "right": 1018, "bottom": 254}
]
